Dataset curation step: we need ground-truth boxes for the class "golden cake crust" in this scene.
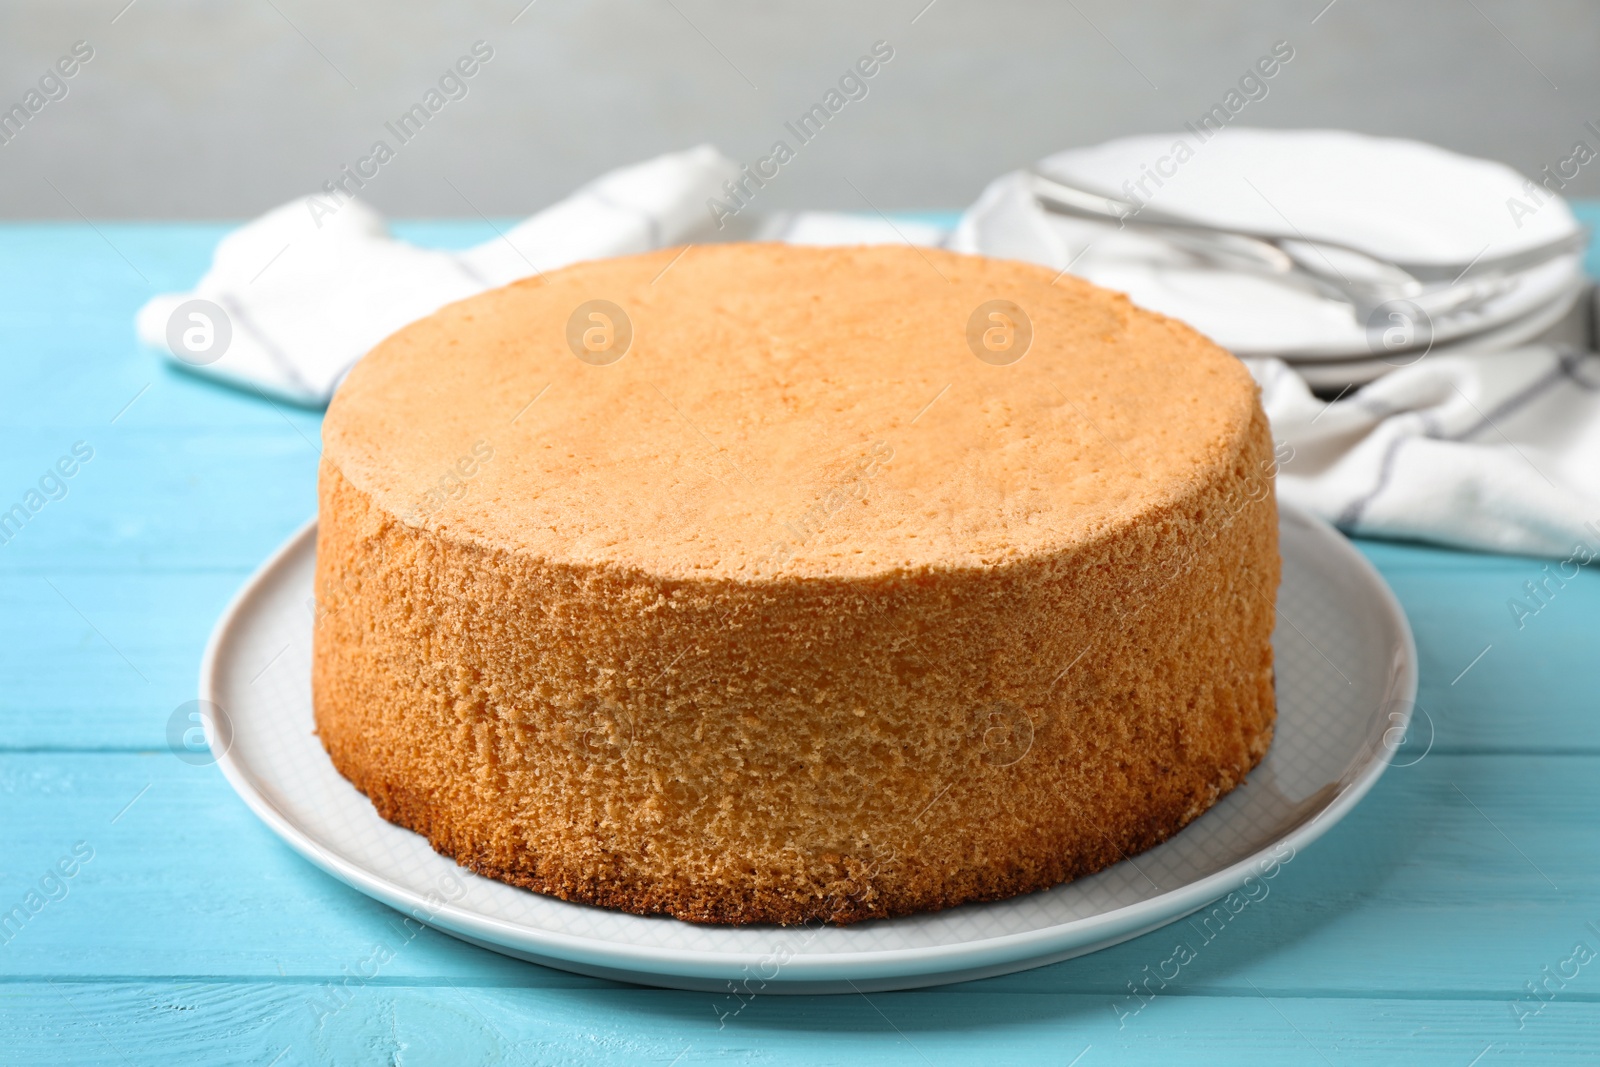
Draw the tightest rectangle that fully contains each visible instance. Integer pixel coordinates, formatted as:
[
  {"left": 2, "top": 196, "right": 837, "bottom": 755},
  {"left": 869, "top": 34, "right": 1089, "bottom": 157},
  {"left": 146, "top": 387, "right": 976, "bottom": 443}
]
[{"left": 313, "top": 243, "right": 1279, "bottom": 925}]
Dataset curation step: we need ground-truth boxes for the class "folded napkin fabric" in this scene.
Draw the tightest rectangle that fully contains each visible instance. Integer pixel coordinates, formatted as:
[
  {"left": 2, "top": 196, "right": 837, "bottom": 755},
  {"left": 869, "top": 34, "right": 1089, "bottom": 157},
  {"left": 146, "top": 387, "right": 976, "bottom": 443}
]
[
  {"left": 136, "top": 145, "right": 743, "bottom": 405},
  {"left": 1249, "top": 347, "right": 1600, "bottom": 559}
]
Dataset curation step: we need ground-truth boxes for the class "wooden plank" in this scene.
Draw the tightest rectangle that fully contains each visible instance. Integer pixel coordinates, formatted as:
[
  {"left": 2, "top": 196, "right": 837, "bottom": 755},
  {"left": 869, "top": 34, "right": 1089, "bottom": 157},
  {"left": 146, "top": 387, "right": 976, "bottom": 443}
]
[
  {"left": 0, "top": 751, "right": 593, "bottom": 989},
  {"left": 0, "top": 571, "right": 276, "bottom": 749},
  {"left": 1, "top": 751, "right": 1597, "bottom": 1000},
  {"left": 3, "top": 216, "right": 1598, "bottom": 1058},
  {"left": 1, "top": 983, "right": 1594, "bottom": 1066},
  {"left": 0, "top": 433, "right": 319, "bottom": 575},
  {"left": 1373, "top": 555, "right": 1600, "bottom": 753}
]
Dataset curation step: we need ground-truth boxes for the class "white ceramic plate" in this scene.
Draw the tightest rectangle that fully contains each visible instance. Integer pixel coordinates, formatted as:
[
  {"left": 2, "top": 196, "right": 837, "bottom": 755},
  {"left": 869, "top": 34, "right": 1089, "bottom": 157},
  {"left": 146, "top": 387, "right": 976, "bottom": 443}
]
[
  {"left": 200, "top": 502, "right": 1417, "bottom": 993},
  {"left": 953, "top": 130, "right": 1588, "bottom": 360}
]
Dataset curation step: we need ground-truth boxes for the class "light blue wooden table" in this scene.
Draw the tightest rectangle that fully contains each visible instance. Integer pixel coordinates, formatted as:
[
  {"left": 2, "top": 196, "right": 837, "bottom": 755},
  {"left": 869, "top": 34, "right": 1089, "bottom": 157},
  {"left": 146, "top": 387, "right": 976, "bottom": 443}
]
[{"left": 3, "top": 213, "right": 1600, "bottom": 1065}]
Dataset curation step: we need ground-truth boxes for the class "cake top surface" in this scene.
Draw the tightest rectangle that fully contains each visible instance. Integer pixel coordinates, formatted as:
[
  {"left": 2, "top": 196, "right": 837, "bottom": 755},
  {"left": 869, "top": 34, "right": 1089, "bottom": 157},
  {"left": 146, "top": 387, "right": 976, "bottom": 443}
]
[{"left": 324, "top": 243, "right": 1261, "bottom": 580}]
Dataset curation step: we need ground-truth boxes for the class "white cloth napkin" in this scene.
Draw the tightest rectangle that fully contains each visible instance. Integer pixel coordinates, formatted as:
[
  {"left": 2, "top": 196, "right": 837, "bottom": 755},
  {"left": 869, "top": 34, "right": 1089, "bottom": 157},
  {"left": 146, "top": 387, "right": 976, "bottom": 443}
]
[
  {"left": 1249, "top": 348, "right": 1600, "bottom": 559},
  {"left": 135, "top": 145, "right": 745, "bottom": 404}
]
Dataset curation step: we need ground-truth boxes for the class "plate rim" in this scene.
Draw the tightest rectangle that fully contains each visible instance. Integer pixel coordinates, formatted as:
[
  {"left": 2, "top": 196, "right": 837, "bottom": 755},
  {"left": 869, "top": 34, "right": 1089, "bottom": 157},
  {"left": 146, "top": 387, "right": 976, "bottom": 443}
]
[{"left": 200, "top": 501, "right": 1418, "bottom": 988}]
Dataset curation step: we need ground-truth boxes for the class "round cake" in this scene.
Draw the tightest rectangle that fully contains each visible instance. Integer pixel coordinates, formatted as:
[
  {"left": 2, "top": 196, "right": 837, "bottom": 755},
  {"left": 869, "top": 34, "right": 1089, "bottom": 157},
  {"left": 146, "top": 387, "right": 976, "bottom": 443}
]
[{"left": 313, "top": 243, "right": 1279, "bottom": 925}]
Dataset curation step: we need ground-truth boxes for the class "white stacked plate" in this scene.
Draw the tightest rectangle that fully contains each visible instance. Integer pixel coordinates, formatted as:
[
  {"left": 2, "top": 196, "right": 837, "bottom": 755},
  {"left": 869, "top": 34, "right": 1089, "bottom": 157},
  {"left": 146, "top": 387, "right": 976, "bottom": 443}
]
[{"left": 953, "top": 129, "right": 1591, "bottom": 390}]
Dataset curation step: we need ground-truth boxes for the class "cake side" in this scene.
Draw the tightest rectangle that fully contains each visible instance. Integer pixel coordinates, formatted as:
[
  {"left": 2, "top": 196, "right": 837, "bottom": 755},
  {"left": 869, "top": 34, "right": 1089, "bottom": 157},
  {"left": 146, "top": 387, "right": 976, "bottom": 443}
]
[{"left": 312, "top": 405, "right": 1278, "bottom": 924}]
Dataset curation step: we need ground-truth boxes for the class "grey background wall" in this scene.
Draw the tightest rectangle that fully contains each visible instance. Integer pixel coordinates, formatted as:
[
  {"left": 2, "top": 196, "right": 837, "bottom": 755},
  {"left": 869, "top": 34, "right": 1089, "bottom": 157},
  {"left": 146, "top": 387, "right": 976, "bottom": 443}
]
[{"left": 1, "top": 0, "right": 1597, "bottom": 219}]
